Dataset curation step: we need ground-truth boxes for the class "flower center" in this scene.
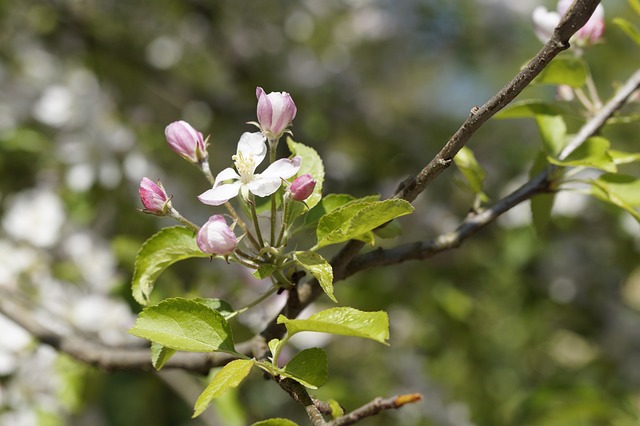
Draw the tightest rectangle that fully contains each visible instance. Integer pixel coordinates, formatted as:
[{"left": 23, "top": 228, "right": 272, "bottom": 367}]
[{"left": 233, "top": 151, "right": 256, "bottom": 184}]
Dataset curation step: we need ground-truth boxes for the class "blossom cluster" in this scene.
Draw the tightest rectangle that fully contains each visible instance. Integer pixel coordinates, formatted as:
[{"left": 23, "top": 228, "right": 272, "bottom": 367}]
[{"left": 138, "top": 88, "right": 315, "bottom": 258}]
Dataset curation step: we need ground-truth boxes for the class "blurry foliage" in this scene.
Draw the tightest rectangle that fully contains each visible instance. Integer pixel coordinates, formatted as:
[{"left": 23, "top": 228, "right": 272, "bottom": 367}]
[{"left": 0, "top": 0, "right": 639, "bottom": 425}]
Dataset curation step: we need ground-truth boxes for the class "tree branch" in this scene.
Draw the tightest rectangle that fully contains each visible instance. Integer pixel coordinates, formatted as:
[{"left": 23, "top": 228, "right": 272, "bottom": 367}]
[
  {"left": 327, "top": 393, "right": 423, "bottom": 426},
  {"left": 0, "top": 292, "right": 252, "bottom": 374},
  {"left": 394, "top": 0, "right": 601, "bottom": 203},
  {"left": 347, "top": 65, "right": 640, "bottom": 275}
]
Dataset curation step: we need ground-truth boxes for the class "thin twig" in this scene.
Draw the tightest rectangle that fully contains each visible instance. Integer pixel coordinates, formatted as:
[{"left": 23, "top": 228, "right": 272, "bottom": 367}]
[{"left": 327, "top": 393, "right": 423, "bottom": 426}]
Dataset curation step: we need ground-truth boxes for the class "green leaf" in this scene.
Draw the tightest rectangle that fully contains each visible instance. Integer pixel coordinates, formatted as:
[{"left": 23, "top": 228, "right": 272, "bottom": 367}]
[
  {"left": 287, "top": 138, "right": 324, "bottom": 210},
  {"left": 293, "top": 251, "right": 335, "bottom": 302},
  {"left": 253, "top": 264, "right": 276, "bottom": 280},
  {"left": 282, "top": 348, "right": 328, "bottom": 389},
  {"left": 131, "top": 227, "right": 209, "bottom": 305},
  {"left": 328, "top": 399, "right": 345, "bottom": 418},
  {"left": 193, "top": 359, "right": 254, "bottom": 418},
  {"left": 278, "top": 307, "right": 389, "bottom": 345},
  {"left": 589, "top": 174, "right": 640, "bottom": 222},
  {"left": 129, "top": 298, "right": 236, "bottom": 352},
  {"left": 268, "top": 339, "right": 280, "bottom": 358},
  {"left": 631, "top": 0, "right": 640, "bottom": 15},
  {"left": 613, "top": 18, "right": 640, "bottom": 46},
  {"left": 151, "top": 342, "right": 176, "bottom": 371},
  {"left": 192, "top": 298, "right": 235, "bottom": 319},
  {"left": 536, "top": 115, "right": 568, "bottom": 157},
  {"left": 610, "top": 150, "right": 640, "bottom": 165},
  {"left": 251, "top": 419, "right": 299, "bottom": 426},
  {"left": 454, "top": 146, "right": 488, "bottom": 200},
  {"left": 315, "top": 199, "right": 414, "bottom": 249},
  {"left": 495, "top": 100, "right": 564, "bottom": 119},
  {"left": 373, "top": 219, "right": 403, "bottom": 239},
  {"left": 303, "top": 193, "right": 372, "bottom": 229},
  {"left": 548, "top": 137, "right": 617, "bottom": 173},
  {"left": 531, "top": 193, "right": 556, "bottom": 235},
  {"left": 532, "top": 56, "right": 588, "bottom": 88}
]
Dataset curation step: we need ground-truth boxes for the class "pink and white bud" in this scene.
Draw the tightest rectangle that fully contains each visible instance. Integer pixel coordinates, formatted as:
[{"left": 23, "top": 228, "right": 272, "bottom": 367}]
[
  {"left": 256, "top": 87, "right": 297, "bottom": 139},
  {"left": 289, "top": 174, "right": 316, "bottom": 202},
  {"left": 196, "top": 215, "right": 238, "bottom": 256},
  {"left": 557, "top": 0, "right": 604, "bottom": 46},
  {"left": 139, "top": 177, "right": 171, "bottom": 215},
  {"left": 165, "top": 120, "right": 208, "bottom": 163},
  {"left": 533, "top": 1, "right": 604, "bottom": 46}
]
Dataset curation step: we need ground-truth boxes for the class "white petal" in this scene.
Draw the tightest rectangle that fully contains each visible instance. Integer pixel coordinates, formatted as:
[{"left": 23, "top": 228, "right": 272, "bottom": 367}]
[
  {"left": 198, "top": 182, "right": 242, "bottom": 205},
  {"left": 260, "top": 156, "right": 301, "bottom": 180},
  {"left": 237, "top": 132, "right": 267, "bottom": 167},
  {"left": 247, "top": 177, "right": 282, "bottom": 197},
  {"left": 532, "top": 7, "right": 560, "bottom": 43},
  {"left": 213, "top": 167, "right": 240, "bottom": 186}
]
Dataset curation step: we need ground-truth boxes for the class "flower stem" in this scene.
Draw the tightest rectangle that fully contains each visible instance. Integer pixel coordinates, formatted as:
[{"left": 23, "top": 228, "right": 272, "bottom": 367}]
[
  {"left": 268, "top": 136, "right": 279, "bottom": 246},
  {"left": 225, "top": 202, "right": 261, "bottom": 251},
  {"left": 168, "top": 208, "right": 200, "bottom": 233},
  {"left": 276, "top": 198, "right": 290, "bottom": 248},
  {"left": 248, "top": 195, "right": 266, "bottom": 249},
  {"left": 226, "top": 286, "right": 278, "bottom": 320}
]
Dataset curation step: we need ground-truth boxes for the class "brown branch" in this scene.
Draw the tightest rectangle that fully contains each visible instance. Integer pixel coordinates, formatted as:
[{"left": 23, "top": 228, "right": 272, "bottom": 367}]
[
  {"left": 394, "top": 0, "right": 601, "bottom": 203},
  {"left": 347, "top": 65, "right": 640, "bottom": 275},
  {"left": 256, "top": 0, "right": 603, "bottom": 355},
  {"left": 327, "top": 393, "right": 423, "bottom": 426},
  {"left": 0, "top": 292, "right": 252, "bottom": 374}
]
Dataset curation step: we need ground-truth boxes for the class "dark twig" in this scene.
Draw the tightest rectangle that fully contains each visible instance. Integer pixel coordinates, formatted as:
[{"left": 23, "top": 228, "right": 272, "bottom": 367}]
[{"left": 327, "top": 393, "right": 423, "bottom": 426}]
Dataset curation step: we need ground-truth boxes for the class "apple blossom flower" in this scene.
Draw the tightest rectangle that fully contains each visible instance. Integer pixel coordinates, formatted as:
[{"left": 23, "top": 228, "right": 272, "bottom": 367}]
[
  {"left": 532, "top": 1, "right": 604, "bottom": 46},
  {"left": 139, "top": 177, "right": 171, "bottom": 215},
  {"left": 198, "top": 132, "right": 302, "bottom": 206},
  {"left": 288, "top": 174, "right": 316, "bottom": 202},
  {"left": 256, "top": 87, "right": 297, "bottom": 139},
  {"left": 165, "top": 120, "right": 208, "bottom": 163},
  {"left": 196, "top": 215, "right": 238, "bottom": 256}
]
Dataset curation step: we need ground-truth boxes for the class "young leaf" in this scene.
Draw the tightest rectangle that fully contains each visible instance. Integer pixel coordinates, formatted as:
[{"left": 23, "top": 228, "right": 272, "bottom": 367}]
[
  {"left": 304, "top": 193, "right": 364, "bottom": 229},
  {"left": 613, "top": 18, "right": 640, "bottom": 46},
  {"left": 151, "top": 342, "right": 176, "bottom": 371},
  {"left": 531, "top": 193, "right": 556, "bottom": 236},
  {"left": 532, "top": 56, "right": 588, "bottom": 88},
  {"left": 129, "top": 298, "right": 236, "bottom": 352},
  {"left": 589, "top": 174, "right": 640, "bottom": 222},
  {"left": 193, "top": 359, "right": 254, "bottom": 418},
  {"left": 610, "top": 150, "right": 640, "bottom": 165},
  {"left": 548, "top": 136, "right": 617, "bottom": 173},
  {"left": 535, "top": 115, "right": 568, "bottom": 158},
  {"left": 251, "top": 419, "right": 299, "bottom": 426},
  {"left": 287, "top": 138, "right": 324, "bottom": 210},
  {"left": 454, "top": 146, "right": 489, "bottom": 201},
  {"left": 253, "top": 264, "right": 276, "bottom": 280},
  {"left": 282, "top": 348, "right": 328, "bottom": 389},
  {"left": 315, "top": 199, "right": 414, "bottom": 249},
  {"left": 293, "top": 251, "right": 335, "bottom": 302},
  {"left": 132, "top": 226, "right": 209, "bottom": 305},
  {"left": 278, "top": 307, "right": 389, "bottom": 345},
  {"left": 191, "top": 298, "right": 235, "bottom": 319},
  {"left": 495, "top": 100, "right": 564, "bottom": 119}
]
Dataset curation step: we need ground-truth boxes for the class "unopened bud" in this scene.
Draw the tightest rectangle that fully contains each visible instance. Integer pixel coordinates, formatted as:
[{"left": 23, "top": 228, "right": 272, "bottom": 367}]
[
  {"left": 196, "top": 215, "right": 238, "bottom": 256},
  {"left": 139, "top": 177, "right": 171, "bottom": 215},
  {"left": 289, "top": 174, "right": 316, "bottom": 202},
  {"left": 165, "top": 120, "right": 208, "bottom": 163},
  {"left": 256, "top": 87, "right": 297, "bottom": 139}
]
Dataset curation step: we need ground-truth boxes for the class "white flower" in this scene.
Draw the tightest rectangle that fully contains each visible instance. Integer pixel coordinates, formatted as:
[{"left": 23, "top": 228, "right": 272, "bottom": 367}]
[{"left": 198, "top": 132, "right": 301, "bottom": 206}]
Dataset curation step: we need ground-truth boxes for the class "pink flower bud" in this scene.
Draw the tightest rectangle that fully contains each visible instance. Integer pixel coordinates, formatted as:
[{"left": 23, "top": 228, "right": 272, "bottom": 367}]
[
  {"left": 196, "top": 215, "right": 238, "bottom": 256},
  {"left": 557, "top": 0, "right": 604, "bottom": 46},
  {"left": 256, "top": 87, "right": 297, "bottom": 139},
  {"left": 165, "top": 120, "right": 207, "bottom": 163},
  {"left": 139, "top": 177, "right": 171, "bottom": 215},
  {"left": 289, "top": 174, "right": 316, "bottom": 202}
]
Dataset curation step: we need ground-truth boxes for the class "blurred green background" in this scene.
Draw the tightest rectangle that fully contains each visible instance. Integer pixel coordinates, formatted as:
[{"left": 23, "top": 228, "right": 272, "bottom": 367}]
[{"left": 0, "top": 0, "right": 639, "bottom": 425}]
